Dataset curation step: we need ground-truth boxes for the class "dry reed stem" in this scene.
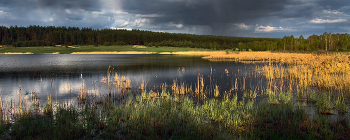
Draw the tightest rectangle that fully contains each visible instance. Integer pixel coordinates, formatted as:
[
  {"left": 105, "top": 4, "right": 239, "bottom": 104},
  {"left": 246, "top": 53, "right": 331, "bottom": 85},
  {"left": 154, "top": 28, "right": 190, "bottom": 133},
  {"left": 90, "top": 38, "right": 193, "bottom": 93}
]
[
  {"left": 79, "top": 80, "right": 86, "bottom": 102},
  {"left": 0, "top": 93, "right": 2, "bottom": 122}
]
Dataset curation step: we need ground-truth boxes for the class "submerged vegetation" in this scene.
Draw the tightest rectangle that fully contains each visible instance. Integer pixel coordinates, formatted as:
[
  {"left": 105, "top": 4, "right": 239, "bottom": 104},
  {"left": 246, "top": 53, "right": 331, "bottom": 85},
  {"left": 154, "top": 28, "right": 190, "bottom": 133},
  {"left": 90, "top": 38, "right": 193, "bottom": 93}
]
[{"left": 1, "top": 51, "right": 350, "bottom": 139}]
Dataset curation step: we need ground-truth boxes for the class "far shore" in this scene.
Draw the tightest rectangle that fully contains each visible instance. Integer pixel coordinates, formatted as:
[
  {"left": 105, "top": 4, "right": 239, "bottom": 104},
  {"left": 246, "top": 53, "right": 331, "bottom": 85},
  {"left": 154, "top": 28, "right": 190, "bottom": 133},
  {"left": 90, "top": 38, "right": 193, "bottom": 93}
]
[{"left": 0, "top": 50, "right": 228, "bottom": 56}]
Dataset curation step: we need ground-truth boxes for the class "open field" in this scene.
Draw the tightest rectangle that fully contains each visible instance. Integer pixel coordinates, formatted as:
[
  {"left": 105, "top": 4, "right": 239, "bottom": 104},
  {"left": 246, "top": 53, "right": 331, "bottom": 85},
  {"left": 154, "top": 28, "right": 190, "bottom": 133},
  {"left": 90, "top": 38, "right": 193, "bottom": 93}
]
[{"left": 0, "top": 45, "right": 218, "bottom": 54}]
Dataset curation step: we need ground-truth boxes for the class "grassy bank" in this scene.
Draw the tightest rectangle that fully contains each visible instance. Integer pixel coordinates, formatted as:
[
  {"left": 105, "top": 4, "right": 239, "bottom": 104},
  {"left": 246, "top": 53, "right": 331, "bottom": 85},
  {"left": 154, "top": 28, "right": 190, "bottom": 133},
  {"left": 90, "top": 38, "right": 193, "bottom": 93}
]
[{"left": 0, "top": 45, "right": 217, "bottom": 54}]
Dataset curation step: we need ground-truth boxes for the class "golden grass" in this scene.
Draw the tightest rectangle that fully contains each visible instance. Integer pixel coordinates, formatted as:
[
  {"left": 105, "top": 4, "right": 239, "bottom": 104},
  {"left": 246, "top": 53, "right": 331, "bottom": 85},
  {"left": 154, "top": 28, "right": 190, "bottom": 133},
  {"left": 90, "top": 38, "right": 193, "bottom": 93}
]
[
  {"left": 202, "top": 51, "right": 313, "bottom": 63},
  {"left": 228, "top": 52, "right": 350, "bottom": 94},
  {"left": 203, "top": 51, "right": 350, "bottom": 94}
]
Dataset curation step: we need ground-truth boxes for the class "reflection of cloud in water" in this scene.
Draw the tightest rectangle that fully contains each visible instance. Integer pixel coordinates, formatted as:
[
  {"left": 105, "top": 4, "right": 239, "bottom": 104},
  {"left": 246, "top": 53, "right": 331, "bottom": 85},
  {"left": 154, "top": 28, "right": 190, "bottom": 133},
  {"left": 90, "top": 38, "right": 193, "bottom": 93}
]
[{"left": 0, "top": 55, "right": 265, "bottom": 104}]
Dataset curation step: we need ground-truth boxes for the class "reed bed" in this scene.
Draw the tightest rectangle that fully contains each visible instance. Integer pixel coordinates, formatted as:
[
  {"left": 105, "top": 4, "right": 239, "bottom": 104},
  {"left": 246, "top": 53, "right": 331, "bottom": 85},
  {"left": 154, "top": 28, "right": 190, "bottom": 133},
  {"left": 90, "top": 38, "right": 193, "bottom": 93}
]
[
  {"left": 212, "top": 52, "right": 350, "bottom": 97},
  {"left": 202, "top": 51, "right": 313, "bottom": 62},
  {"left": 256, "top": 53, "right": 350, "bottom": 95}
]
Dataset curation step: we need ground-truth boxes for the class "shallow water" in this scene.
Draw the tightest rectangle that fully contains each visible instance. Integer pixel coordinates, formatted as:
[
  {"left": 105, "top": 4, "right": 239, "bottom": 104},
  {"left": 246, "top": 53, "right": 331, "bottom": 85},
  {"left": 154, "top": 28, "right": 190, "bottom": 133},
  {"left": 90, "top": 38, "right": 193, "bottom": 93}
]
[
  {"left": 0, "top": 54, "right": 266, "bottom": 103},
  {"left": 0, "top": 54, "right": 348, "bottom": 123}
]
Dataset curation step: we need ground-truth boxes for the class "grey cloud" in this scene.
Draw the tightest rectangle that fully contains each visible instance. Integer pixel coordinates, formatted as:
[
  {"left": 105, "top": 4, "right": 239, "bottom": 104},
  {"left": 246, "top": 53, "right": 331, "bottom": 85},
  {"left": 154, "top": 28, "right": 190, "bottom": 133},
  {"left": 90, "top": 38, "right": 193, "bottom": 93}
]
[
  {"left": 0, "top": 0, "right": 349, "bottom": 38},
  {"left": 37, "top": 0, "right": 102, "bottom": 11},
  {"left": 317, "top": 0, "right": 350, "bottom": 10},
  {"left": 120, "top": 0, "right": 314, "bottom": 35}
]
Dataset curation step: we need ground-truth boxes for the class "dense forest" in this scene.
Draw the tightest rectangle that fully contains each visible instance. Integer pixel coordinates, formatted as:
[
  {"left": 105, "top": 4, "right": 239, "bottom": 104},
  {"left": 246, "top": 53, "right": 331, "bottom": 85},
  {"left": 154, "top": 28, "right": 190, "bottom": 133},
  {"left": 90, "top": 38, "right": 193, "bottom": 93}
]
[{"left": 0, "top": 25, "right": 349, "bottom": 51}]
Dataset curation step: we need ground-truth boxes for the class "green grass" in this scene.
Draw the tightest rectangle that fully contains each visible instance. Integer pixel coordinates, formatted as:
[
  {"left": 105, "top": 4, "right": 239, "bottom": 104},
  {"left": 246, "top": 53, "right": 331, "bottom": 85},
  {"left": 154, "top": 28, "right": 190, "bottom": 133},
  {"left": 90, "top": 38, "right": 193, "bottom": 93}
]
[
  {"left": 1, "top": 88, "right": 350, "bottom": 139},
  {"left": 0, "top": 45, "right": 215, "bottom": 54}
]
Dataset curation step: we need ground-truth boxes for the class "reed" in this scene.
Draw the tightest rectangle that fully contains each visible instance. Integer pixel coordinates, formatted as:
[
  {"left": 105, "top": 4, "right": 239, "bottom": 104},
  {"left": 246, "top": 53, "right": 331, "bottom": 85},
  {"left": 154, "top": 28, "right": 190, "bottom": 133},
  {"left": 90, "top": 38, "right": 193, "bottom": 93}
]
[
  {"left": 254, "top": 52, "right": 350, "bottom": 94},
  {"left": 44, "top": 94, "right": 53, "bottom": 117},
  {"left": 139, "top": 79, "right": 146, "bottom": 92},
  {"left": 306, "top": 90, "right": 317, "bottom": 103},
  {"left": 249, "top": 90, "right": 257, "bottom": 99},
  {"left": 335, "top": 94, "right": 347, "bottom": 114},
  {"left": 79, "top": 80, "right": 86, "bottom": 103},
  {"left": 172, "top": 79, "right": 179, "bottom": 94},
  {"left": 161, "top": 83, "right": 168, "bottom": 98},
  {"left": 214, "top": 85, "right": 219, "bottom": 97},
  {"left": 114, "top": 72, "right": 120, "bottom": 86},
  {"left": 316, "top": 92, "right": 333, "bottom": 114},
  {"left": 266, "top": 89, "right": 279, "bottom": 105},
  {"left": 0, "top": 94, "right": 3, "bottom": 123}
]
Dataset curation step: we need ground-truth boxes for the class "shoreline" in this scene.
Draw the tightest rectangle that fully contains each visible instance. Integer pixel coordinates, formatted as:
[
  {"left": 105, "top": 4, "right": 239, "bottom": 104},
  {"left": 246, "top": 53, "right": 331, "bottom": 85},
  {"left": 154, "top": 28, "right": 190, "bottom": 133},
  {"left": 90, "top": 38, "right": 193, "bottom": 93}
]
[{"left": 0, "top": 50, "right": 227, "bottom": 55}]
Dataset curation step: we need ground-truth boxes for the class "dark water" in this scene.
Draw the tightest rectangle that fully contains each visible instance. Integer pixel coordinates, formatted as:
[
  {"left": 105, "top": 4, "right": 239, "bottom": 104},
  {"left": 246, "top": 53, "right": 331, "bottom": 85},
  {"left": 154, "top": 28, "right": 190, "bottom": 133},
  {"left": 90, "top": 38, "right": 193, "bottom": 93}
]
[
  {"left": 0, "top": 54, "right": 266, "bottom": 103},
  {"left": 1, "top": 54, "right": 349, "bottom": 123}
]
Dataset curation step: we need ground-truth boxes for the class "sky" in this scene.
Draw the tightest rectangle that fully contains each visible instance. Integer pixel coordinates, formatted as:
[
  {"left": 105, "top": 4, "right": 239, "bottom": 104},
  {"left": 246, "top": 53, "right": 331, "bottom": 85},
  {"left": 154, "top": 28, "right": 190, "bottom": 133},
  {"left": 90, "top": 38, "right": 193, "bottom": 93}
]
[{"left": 0, "top": 0, "right": 349, "bottom": 38}]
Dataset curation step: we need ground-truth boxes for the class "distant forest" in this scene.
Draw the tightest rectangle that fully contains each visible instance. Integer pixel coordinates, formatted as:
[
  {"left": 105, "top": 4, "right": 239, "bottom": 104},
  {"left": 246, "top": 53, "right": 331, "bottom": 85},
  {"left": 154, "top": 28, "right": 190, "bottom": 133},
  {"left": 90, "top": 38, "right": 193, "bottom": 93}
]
[{"left": 0, "top": 25, "right": 349, "bottom": 51}]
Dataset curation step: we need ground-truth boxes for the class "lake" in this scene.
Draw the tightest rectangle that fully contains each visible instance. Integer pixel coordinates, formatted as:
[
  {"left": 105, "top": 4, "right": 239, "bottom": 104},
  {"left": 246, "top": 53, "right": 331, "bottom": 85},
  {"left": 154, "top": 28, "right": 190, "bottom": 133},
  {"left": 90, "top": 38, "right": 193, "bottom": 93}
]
[{"left": 0, "top": 54, "right": 267, "bottom": 104}]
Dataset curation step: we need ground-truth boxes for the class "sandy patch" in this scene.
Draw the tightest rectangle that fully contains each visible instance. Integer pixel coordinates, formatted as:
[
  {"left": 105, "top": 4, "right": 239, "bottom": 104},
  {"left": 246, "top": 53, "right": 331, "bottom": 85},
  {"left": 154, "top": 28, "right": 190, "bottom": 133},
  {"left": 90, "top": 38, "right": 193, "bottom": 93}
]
[
  {"left": 71, "top": 51, "right": 157, "bottom": 54},
  {"left": 1, "top": 52, "right": 33, "bottom": 55},
  {"left": 44, "top": 52, "right": 60, "bottom": 54},
  {"left": 132, "top": 45, "right": 147, "bottom": 48},
  {"left": 159, "top": 51, "right": 226, "bottom": 56}
]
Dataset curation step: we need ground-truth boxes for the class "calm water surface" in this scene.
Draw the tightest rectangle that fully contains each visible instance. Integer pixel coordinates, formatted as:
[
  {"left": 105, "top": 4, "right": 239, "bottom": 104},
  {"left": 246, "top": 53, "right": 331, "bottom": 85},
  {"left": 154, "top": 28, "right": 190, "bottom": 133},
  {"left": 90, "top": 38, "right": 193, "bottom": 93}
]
[
  {"left": 1, "top": 54, "right": 349, "bottom": 122},
  {"left": 0, "top": 54, "right": 265, "bottom": 103}
]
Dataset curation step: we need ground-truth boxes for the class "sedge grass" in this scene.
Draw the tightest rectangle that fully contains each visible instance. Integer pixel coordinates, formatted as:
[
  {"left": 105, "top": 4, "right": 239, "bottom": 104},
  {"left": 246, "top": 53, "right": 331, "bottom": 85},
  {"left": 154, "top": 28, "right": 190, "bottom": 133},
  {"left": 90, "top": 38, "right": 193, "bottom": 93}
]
[{"left": 335, "top": 94, "right": 347, "bottom": 114}]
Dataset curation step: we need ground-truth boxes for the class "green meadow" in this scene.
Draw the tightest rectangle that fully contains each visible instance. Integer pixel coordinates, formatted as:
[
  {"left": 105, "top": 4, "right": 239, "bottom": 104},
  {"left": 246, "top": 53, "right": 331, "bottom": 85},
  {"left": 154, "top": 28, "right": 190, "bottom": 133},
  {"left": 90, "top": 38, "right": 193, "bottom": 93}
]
[{"left": 0, "top": 45, "right": 215, "bottom": 54}]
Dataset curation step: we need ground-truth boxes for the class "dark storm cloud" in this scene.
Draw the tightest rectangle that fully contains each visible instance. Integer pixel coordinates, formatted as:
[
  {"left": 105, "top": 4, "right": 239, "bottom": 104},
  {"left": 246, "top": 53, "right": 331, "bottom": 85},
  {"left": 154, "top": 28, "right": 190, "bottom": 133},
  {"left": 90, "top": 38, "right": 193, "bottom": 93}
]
[
  {"left": 123, "top": 0, "right": 280, "bottom": 24},
  {"left": 0, "top": 0, "right": 106, "bottom": 28},
  {"left": 37, "top": 0, "right": 102, "bottom": 11},
  {"left": 120, "top": 0, "right": 315, "bottom": 35},
  {"left": 317, "top": 0, "right": 349, "bottom": 9},
  {"left": 0, "top": 0, "right": 102, "bottom": 11},
  {"left": 0, "top": 0, "right": 349, "bottom": 37}
]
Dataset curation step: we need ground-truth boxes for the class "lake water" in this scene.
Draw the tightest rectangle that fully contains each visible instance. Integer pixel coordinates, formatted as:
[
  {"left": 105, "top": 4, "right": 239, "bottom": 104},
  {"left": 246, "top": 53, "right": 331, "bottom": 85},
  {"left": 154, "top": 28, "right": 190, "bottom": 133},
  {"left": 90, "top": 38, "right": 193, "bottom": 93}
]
[
  {"left": 0, "top": 54, "right": 267, "bottom": 104},
  {"left": 1, "top": 54, "right": 348, "bottom": 123}
]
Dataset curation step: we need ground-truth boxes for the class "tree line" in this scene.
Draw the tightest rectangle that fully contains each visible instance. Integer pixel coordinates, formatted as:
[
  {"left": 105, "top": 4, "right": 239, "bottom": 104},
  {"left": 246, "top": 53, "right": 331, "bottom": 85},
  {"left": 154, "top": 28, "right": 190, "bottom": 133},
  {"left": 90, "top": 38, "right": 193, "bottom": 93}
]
[
  {"left": 0, "top": 25, "right": 349, "bottom": 51},
  {"left": 0, "top": 25, "right": 276, "bottom": 50},
  {"left": 238, "top": 33, "right": 350, "bottom": 51}
]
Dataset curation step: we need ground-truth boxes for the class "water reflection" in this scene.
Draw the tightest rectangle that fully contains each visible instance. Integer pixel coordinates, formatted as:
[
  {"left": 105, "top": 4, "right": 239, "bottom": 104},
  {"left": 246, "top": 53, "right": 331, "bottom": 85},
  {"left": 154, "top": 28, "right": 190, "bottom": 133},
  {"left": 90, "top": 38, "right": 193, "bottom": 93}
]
[{"left": 0, "top": 54, "right": 265, "bottom": 104}]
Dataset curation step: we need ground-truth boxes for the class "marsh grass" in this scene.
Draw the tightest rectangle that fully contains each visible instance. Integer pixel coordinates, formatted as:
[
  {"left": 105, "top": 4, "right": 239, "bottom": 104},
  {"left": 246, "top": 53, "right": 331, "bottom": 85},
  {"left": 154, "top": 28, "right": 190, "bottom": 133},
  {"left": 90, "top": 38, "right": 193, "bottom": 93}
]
[
  {"left": 335, "top": 94, "right": 347, "bottom": 114},
  {"left": 316, "top": 92, "right": 334, "bottom": 115},
  {"left": 306, "top": 90, "right": 318, "bottom": 103},
  {"left": 253, "top": 52, "right": 350, "bottom": 97}
]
